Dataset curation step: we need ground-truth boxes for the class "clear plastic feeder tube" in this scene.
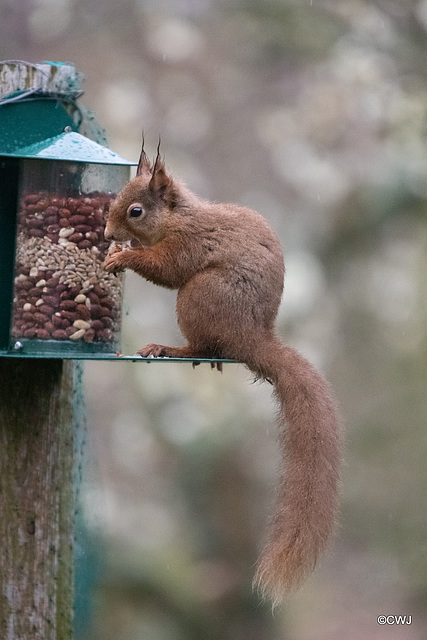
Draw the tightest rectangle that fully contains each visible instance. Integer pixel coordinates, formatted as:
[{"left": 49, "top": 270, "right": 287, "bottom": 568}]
[{"left": 10, "top": 159, "right": 128, "bottom": 353}]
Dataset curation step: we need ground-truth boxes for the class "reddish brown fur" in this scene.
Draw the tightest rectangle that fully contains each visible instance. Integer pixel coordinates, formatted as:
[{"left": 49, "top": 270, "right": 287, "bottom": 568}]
[{"left": 104, "top": 148, "right": 342, "bottom": 603}]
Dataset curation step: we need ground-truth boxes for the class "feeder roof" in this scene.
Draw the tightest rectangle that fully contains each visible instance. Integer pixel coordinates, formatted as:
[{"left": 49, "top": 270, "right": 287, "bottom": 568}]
[{"left": 2, "top": 130, "right": 135, "bottom": 165}]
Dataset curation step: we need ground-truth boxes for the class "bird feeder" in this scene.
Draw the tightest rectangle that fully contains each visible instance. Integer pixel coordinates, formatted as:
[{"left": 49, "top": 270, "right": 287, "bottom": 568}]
[{"left": 0, "top": 61, "right": 135, "bottom": 357}]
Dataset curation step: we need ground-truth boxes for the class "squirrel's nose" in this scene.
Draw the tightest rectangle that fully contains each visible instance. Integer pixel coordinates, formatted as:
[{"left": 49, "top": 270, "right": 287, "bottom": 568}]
[{"left": 104, "top": 225, "right": 114, "bottom": 241}]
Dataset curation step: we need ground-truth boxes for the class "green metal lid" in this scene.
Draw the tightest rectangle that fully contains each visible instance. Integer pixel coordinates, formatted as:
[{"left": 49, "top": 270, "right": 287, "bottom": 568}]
[{"left": 2, "top": 130, "right": 135, "bottom": 165}]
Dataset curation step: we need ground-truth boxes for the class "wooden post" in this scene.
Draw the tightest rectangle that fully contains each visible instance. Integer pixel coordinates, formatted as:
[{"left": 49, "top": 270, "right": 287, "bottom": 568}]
[{"left": 0, "top": 358, "right": 79, "bottom": 639}]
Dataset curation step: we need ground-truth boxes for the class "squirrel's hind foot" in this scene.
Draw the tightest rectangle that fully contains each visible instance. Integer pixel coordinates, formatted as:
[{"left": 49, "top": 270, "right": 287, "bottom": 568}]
[
  {"left": 138, "top": 344, "right": 206, "bottom": 359},
  {"left": 138, "top": 344, "right": 223, "bottom": 371},
  {"left": 138, "top": 343, "right": 185, "bottom": 358}
]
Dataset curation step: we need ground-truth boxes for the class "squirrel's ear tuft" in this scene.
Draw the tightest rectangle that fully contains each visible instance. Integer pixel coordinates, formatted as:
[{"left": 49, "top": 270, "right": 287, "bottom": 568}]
[
  {"left": 149, "top": 141, "right": 177, "bottom": 207},
  {"left": 136, "top": 133, "right": 152, "bottom": 177}
]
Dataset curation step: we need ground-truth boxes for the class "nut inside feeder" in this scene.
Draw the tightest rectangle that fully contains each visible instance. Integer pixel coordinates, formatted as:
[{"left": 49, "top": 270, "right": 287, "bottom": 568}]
[{"left": 7, "top": 132, "right": 134, "bottom": 355}]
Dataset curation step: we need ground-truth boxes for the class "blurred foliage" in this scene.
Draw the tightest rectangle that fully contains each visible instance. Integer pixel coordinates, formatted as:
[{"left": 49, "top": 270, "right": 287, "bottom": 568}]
[{"left": 1, "top": 0, "right": 427, "bottom": 638}]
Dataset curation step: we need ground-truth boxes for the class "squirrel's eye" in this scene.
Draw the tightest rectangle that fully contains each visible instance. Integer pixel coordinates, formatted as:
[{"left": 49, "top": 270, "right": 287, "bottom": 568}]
[{"left": 127, "top": 203, "right": 144, "bottom": 218}]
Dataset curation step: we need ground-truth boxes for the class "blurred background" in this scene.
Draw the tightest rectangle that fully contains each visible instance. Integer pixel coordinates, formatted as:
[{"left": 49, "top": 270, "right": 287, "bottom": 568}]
[{"left": 1, "top": 0, "right": 427, "bottom": 638}]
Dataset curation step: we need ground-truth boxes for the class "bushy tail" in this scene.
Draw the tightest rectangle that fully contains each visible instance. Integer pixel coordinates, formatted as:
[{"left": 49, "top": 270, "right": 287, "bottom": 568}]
[{"left": 247, "top": 337, "right": 342, "bottom": 604}]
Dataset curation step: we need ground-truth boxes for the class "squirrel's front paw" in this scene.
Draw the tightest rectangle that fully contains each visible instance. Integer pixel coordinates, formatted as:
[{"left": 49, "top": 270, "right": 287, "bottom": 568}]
[{"left": 104, "top": 251, "right": 125, "bottom": 273}]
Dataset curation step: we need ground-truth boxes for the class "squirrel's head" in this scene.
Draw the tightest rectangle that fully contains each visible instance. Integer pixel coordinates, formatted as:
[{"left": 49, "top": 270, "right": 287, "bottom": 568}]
[{"left": 105, "top": 141, "right": 179, "bottom": 247}]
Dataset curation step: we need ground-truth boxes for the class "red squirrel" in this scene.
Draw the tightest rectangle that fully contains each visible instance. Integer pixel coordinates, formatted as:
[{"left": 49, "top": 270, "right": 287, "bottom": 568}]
[{"left": 104, "top": 142, "right": 342, "bottom": 603}]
